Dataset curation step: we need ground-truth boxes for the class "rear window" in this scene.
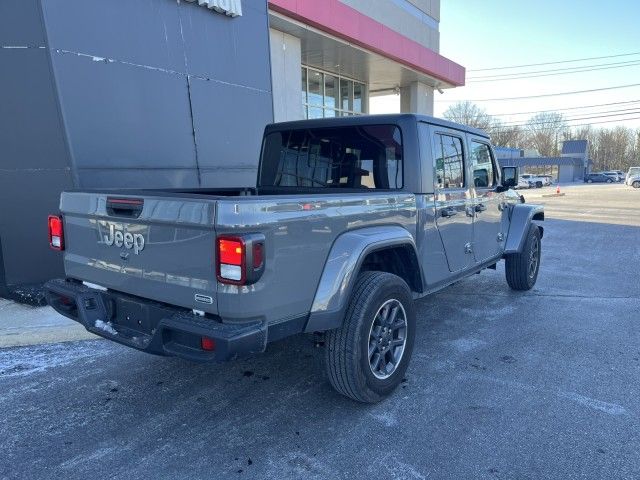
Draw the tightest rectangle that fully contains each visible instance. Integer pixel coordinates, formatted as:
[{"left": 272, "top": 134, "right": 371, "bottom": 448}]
[{"left": 259, "top": 125, "right": 403, "bottom": 189}]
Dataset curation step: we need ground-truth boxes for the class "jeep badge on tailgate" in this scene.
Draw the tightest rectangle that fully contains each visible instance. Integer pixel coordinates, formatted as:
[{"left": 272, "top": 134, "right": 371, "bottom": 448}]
[{"left": 104, "top": 224, "right": 145, "bottom": 254}]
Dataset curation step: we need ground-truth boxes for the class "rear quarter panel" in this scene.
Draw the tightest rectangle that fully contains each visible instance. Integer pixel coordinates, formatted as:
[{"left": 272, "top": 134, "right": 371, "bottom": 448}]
[{"left": 215, "top": 193, "right": 417, "bottom": 324}]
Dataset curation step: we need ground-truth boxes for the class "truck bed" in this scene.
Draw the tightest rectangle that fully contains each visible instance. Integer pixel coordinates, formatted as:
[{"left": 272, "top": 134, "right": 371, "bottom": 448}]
[{"left": 58, "top": 188, "right": 419, "bottom": 326}]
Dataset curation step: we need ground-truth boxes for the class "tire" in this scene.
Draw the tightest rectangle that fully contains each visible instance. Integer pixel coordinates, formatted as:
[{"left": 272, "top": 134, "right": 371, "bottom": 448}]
[
  {"left": 505, "top": 224, "right": 541, "bottom": 291},
  {"left": 536, "top": 181, "right": 543, "bottom": 188},
  {"left": 633, "top": 181, "right": 640, "bottom": 189},
  {"left": 587, "top": 179, "right": 593, "bottom": 183},
  {"left": 325, "top": 271, "right": 416, "bottom": 403},
  {"left": 607, "top": 179, "right": 613, "bottom": 183}
]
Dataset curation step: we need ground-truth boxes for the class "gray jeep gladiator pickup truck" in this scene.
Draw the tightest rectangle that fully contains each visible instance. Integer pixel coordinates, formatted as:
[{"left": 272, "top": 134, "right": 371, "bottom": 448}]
[{"left": 45, "top": 114, "right": 543, "bottom": 403}]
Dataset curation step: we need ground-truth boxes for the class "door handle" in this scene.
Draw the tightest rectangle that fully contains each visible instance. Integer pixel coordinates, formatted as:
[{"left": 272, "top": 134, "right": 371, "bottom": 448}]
[
  {"left": 441, "top": 208, "right": 458, "bottom": 218},
  {"left": 475, "top": 203, "right": 487, "bottom": 213}
]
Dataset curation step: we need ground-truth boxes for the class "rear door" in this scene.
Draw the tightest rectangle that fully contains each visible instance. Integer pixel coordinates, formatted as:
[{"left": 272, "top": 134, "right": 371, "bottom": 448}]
[
  {"left": 60, "top": 192, "right": 219, "bottom": 314},
  {"left": 468, "top": 138, "right": 504, "bottom": 262},
  {"left": 432, "top": 129, "right": 474, "bottom": 272}
]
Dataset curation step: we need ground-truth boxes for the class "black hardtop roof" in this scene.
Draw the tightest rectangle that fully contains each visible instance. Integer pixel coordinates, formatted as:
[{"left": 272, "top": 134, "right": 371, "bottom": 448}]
[{"left": 265, "top": 113, "right": 490, "bottom": 139}]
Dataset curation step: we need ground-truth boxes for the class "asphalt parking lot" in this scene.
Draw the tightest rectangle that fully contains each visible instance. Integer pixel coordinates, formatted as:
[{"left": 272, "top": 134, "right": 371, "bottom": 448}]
[{"left": 1, "top": 183, "right": 639, "bottom": 480}]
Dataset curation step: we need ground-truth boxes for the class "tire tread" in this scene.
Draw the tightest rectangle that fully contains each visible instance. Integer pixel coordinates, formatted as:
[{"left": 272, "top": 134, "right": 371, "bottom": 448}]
[
  {"left": 325, "top": 271, "right": 411, "bottom": 403},
  {"left": 505, "top": 224, "right": 541, "bottom": 291}
]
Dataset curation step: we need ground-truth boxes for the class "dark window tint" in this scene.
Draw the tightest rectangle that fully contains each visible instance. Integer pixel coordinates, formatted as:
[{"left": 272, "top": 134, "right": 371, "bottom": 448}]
[
  {"left": 260, "top": 125, "right": 403, "bottom": 189},
  {"left": 470, "top": 141, "right": 495, "bottom": 188},
  {"left": 434, "top": 134, "right": 464, "bottom": 189}
]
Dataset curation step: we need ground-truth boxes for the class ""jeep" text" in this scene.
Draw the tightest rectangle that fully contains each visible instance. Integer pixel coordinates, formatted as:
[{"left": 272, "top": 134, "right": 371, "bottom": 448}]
[{"left": 104, "top": 224, "right": 145, "bottom": 255}]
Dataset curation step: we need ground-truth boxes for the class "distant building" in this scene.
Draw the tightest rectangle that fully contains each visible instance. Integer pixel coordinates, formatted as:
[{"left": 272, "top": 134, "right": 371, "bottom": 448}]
[{"left": 497, "top": 140, "right": 589, "bottom": 183}]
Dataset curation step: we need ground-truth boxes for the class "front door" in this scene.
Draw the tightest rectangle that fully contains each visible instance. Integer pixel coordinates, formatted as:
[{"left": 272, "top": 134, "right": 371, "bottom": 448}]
[
  {"left": 432, "top": 130, "right": 474, "bottom": 272},
  {"left": 469, "top": 139, "right": 504, "bottom": 262}
]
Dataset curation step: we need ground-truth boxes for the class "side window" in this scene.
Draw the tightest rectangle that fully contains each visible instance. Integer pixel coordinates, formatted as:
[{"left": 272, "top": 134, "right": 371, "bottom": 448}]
[
  {"left": 470, "top": 141, "right": 495, "bottom": 188},
  {"left": 434, "top": 134, "right": 465, "bottom": 189}
]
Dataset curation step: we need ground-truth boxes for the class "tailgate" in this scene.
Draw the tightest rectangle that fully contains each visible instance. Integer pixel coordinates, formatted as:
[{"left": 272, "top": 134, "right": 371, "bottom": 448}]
[{"left": 59, "top": 191, "right": 218, "bottom": 314}]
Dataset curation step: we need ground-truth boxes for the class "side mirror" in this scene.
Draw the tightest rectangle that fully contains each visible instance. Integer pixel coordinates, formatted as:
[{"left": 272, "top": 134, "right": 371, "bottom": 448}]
[{"left": 501, "top": 166, "right": 518, "bottom": 188}]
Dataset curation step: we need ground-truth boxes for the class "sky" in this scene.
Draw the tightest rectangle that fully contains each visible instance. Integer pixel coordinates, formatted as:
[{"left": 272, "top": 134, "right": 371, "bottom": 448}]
[{"left": 370, "top": 0, "right": 640, "bottom": 130}]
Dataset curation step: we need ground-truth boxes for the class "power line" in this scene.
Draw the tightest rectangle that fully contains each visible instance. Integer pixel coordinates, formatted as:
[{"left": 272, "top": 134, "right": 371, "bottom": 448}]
[
  {"left": 496, "top": 108, "right": 640, "bottom": 128},
  {"left": 439, "top": 82, "right": 640, "bottom": 102},
  {"left": 504, "top": 113, "right": 640, "bottom": 128},
  {"left": 491, "top": 111, "right": 640, "bottom": 129},
  {"left": 468, "top": 58, "right": 640, "bottom": 79},
  {"left": 467, "top": 60, "right": 640, "bottom": 83},
  {"left": 468, "top": 51, "right": 640, "bottom": 72},
  {"left": 487, "top": 99, "right": 640, "bottom": 117}
]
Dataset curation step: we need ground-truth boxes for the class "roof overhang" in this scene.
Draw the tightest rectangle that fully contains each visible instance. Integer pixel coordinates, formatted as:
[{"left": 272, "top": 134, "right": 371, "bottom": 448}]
[
  {"left": 499, "top": 157, "right": 585, "bottom": 167},
  {"left": 267, "top": 0, "right": 465, "bottom": 94}
]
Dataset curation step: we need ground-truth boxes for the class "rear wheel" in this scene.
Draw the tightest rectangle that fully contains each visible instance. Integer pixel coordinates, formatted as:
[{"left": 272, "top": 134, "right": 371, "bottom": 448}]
[
  {"left": 587, "top": 179, "right": 593, "bottom": 183},
  {"left": 325, "top": 271, "right": 415, "bottom": 403},
  {"left": 607, "top": 178, "right": 613, "bottom": 183},
  {"left": 505, "top": 224, "right": 541, "bottom": 291}
]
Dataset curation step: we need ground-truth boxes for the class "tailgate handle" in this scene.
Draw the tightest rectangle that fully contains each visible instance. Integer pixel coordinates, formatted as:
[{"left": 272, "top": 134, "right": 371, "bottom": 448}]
[{"left": 106, "top": 197, "right": 144, "bottom": 218}]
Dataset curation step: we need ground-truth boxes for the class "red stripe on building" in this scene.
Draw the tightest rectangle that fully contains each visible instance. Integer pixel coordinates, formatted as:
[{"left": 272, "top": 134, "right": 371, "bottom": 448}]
[{"left": 268, "top": 0, "right": 465, "bottom": 87}]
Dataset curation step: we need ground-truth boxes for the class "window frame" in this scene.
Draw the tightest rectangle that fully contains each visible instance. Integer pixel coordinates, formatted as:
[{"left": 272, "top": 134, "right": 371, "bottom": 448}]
[
  {"left": 432, "top": 132, "right": 467, "bottom": 190},
  {"left": 257, "top": 124, "right": 405, "bottom": 191},
  {"left": 301, "top": 66, "right": 367, "bottom": 119},
  {"left": 469, "top": 139, "right": 498, "bottom": 190}
]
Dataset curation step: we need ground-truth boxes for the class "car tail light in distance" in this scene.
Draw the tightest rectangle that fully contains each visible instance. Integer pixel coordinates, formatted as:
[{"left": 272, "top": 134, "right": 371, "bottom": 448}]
[
  {"left": 48, "top": 215, "right": 64, "bottom": 250},
  {"left": 216, "top": 234, "right": 265, "bottom": 285}
]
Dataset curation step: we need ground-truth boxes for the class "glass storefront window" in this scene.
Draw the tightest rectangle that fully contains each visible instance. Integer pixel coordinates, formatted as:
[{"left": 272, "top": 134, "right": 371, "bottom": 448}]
[
  {"left": 340, "top": 79, "right": 352, "bottom": 111},
  {"left": 302, "top": 66, "right": 366, "bottom": 119},
  {"left": 308, "top": 107, "right": 324, "bottom": 119},
  {"left": 353, "top": 83, "right": 363, "bottom": 113},
  {"left": 307, "top": 70, "right": 323, "bottom": 107},
  {"left": 324, "top": 75, "right": 338, "bottom": 109}
]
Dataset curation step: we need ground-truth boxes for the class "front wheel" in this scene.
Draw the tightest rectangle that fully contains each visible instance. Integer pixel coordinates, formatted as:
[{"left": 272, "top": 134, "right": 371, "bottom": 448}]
[
  {"left": 587, "top": 179, "right": 593, "bottom": 183},
  {"left": 325, "top": 271, "right": 416, "bottom": 403},
  {"left": 505, "top": 224, "right": 541, "bottom": 291},
  {"left": 607, "top": 179, "right": 613, "bottom": 183},
  {"left": 633, "top": 181, "right": 640, "bottom": 189}
]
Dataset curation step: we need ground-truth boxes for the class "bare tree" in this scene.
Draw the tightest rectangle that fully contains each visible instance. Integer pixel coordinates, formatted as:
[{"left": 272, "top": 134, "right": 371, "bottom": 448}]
[
  {"left": 590, "top": 126, "right": 636, "bottom": 171},
  {"left": 488, "top": 121, "right": 524, "bottom": 148},
  {"left": 442, "top": 101, "right": 493, "bottom": 131},
  {"left": 523, "top": 112, "right": 569, "bottom": 157}
]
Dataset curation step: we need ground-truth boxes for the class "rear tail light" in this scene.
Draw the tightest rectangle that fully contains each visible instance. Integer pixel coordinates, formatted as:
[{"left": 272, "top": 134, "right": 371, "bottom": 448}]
[
  {"left": 216, "top": 234, "right": 265, "bottom": 285},
  {"left": 48, "top": 215, "right": 64, "bottom": 251},
  {"left": 201, "top": 337, "right": 216, "bottom": 351}
]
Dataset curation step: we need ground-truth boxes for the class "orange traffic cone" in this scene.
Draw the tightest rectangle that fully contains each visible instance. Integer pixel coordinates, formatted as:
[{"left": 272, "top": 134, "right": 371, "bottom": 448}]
[{"left": 556, "top": 184, "right": 560, "bottom": 195}]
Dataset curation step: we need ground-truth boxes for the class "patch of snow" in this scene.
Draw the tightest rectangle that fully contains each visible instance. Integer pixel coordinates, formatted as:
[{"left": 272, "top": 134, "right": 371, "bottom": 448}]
[
  {"left": 94, "top": 320, "right": 117, "bottom": 335},
  {"left": 0, "top": 341, "right": 109, "bottom": 378}
]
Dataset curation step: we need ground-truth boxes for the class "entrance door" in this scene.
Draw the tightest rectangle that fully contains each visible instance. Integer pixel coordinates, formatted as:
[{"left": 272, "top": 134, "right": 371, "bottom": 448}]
[
  {"left": 469, "top": 138, "right": 504, "bottom": 262},
  {"left": 432, "top": 130, "right": 474, "bottom": 272}
]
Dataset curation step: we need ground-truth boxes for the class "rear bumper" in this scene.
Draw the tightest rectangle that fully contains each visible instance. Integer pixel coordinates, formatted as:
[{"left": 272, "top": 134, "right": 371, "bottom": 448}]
[{"left": 44, "top": 279, "right": 268, "bottom": 362}]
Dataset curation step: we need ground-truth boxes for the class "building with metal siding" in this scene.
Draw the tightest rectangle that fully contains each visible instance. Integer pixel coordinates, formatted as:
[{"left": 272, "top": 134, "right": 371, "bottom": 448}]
[
  {"left": 496, "top": 141, "right": 589, "bottom": 183},
  {"left": 0, "top": 0, "right": 463, "bottom": 298}
]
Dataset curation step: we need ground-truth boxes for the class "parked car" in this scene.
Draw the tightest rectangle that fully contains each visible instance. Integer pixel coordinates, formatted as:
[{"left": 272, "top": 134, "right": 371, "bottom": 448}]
[
  {"left": 602, "top": 171, "right": 623, "bottom": 182},
  {"left": 515, "top": 176, "right": 532, "bottom": 189},
  {"left": 44, "top": 114, "right": 544, "bottom": 403},
  {"left": 626, "top": 174, "right": 640, "bottom": 188},
  {"left": 585, "top": 173, "right": 614, "bottom": 183},
  {"left": 626, "top": 167, "right": 640, "bottom": 183},
  {"left": 520, "top": 174, "right": 544, "bottom": 188},
  {"left": 539, "top": 175, "right": 553, "bottom": 186}
]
